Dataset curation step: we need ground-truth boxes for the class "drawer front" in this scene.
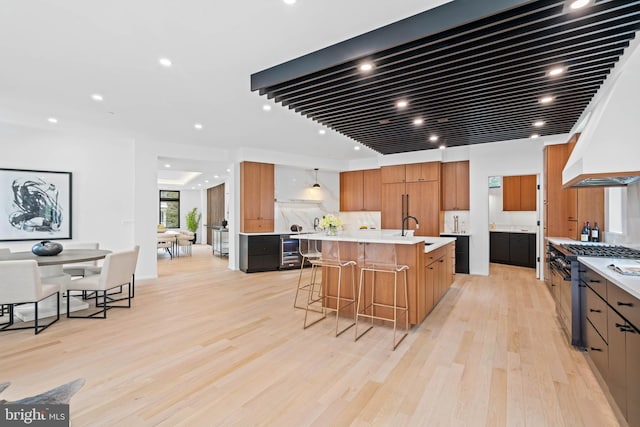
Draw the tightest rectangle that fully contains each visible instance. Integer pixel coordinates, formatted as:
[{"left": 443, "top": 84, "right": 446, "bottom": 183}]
[
  {"left": 607, "top": 283, "right": 640, "bottom": 330},
  {"left": 426, "top": 246, "right": 446, "bottom": 264},
  {"left": 581, "top": 265, "right": 607, "bottom": 300},
  {"left": 585, "top": 286, "right": 608, "bottom": 342},
  {"left": 585, "top": 319, "right": 609, "bottom": 382},
  {"left": 248, "top": 236, "right": 279, "bottom": 256}
]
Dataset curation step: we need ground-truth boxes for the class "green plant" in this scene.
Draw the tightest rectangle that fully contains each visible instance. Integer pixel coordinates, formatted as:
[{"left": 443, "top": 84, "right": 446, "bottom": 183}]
[{"left": 185, "top": 208, "right": 201, "bottom": 233}]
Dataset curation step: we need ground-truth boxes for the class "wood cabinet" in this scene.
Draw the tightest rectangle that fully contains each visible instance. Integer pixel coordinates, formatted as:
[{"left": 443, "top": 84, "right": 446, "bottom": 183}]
[
  {"left": 340, "top": 168, "right": 381, "bottom": 211},
  {"left": 381, "top": 165, "right": 407, "bottom": 184},
  {"left": 503, "top": 175, "right": 536, "bottom": 211},
  {"left": 580, "top": 264, "right": 640, "bottom": 427},
  {"left": 543, "top": 137, "right": 605, "bottom": 239},
  {"left": 240, "top": 161, "right": 274, "bottom": 233},
  {"left": 381, "top": 162, "right": 441, "bottom": 236},
  {"left": 424, "top": 245, "right": 454, "bottom": 307},
  {"left": 441, "top": 161, "right": 470, "bottom": 210},
  {"left": 405, "top": 162, "right": 440, "bottom": 182}
]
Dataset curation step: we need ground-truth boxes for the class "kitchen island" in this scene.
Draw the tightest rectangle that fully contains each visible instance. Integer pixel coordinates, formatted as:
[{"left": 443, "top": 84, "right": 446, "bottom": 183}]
[{"left": 296, "top": 231, "right": 455, "bottom": 325}]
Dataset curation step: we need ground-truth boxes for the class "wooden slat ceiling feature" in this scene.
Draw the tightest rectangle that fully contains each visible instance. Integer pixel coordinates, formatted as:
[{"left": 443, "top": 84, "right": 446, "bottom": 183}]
[{"left": 251, "top": 0, "right": 640, "bottom": 154}]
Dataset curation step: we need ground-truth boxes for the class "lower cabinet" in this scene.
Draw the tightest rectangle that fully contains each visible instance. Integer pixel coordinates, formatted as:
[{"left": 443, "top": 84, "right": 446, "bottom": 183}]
[
  {"left": 440, "top": 234, "right": 469, "bottom": 274},
  {"left": 489, "top": 231, "right": 536, "bottom": 268},
  {"left": 239, "top": 234, "right": 280, "bottom": 273},
  {"left": 580, "top": 263, "right": 640, "bottom": 427},
  {"left": 424, "top": 245, "right": 454, "bottom": 315}
]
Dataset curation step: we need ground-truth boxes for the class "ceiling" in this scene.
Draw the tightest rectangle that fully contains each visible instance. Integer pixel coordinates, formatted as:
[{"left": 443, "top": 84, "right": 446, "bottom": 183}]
[
  {"left": 2, "top": 1, "right": 638, "bottom": 184},
  {"left": 0, "top": 0, "right": 441, "bottom": 187},
  {"left": 252, "top": 0, "right": 640, "bottom": 155}
]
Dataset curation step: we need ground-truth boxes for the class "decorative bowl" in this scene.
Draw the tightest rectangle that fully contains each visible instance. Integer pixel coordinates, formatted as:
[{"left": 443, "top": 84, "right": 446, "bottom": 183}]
[{"left": 32, "top": 240, "right": 63, "bottom": 256}]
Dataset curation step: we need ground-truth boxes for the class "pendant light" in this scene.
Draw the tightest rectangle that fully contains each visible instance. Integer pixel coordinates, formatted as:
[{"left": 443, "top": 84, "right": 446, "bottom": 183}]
[{"left": 312, "top": 168, "right": 320, "bottom": 188}]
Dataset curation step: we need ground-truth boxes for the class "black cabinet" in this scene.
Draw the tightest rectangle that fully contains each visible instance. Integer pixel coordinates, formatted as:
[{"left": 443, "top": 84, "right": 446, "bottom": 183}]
[
  {"left": 490, "top": 231, "right": 536, "bottom": 268},
  {"left": 239, "top": 234, "right": 280, "bottom": 273},
  {"left": 440, "top": 234, "right": 469, "bottom": 274}
]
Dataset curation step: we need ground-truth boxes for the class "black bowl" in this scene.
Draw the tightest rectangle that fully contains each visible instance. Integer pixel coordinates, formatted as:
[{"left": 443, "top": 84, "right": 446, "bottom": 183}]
[{"left": 32, "top": 240, "right": 63, "bottom": 256}]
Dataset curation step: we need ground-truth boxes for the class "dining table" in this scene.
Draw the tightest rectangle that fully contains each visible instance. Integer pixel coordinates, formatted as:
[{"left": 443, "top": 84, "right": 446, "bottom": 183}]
[{"left": 0, "top": 248, "right": 111, "bottom": 321}]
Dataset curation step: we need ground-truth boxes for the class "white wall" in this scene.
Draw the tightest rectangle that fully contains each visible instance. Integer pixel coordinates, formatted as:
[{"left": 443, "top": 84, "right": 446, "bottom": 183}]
[{"left": 0, "top": 123, "right": 137, "bottom": 261}]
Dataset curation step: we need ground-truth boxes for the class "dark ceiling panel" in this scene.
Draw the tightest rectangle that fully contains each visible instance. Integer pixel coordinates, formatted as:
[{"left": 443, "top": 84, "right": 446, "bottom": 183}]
[{"left": 251, "top": 0, "right": 640, "bottom": 155}]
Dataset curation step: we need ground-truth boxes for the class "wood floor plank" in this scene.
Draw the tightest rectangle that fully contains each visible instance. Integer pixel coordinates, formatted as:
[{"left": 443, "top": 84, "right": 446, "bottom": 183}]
[{"left": 0, "top": 247, "right": 620, "bottom": 426}]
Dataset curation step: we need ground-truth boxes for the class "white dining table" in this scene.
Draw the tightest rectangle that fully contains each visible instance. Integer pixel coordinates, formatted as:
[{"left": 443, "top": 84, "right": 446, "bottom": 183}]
[{"left": 0, "top": 249, "right": 111, "bottom": 321}]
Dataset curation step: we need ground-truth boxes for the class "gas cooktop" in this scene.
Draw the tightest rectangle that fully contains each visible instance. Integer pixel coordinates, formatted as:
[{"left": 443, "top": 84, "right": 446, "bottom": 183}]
[{"left": 562, "top": 243, "right": 640, "bottom": 259}]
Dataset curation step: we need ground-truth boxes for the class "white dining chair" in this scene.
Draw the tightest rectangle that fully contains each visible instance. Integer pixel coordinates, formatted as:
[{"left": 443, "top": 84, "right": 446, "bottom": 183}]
[
  {"left": 0, "top": 260, "right": 61, "bottom": 334},
  {"left": 157, "top": 234, "right": 174, "bottom": 259},
  {"left": 62, "top": 242, "right": 101, "bottom": 278},
  {"left": 66, "top": 248, "right": 138, "bottom": 319}
]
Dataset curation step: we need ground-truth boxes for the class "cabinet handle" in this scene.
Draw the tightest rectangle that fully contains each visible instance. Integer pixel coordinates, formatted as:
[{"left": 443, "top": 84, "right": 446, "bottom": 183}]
[
  {"left": 589, "top": 309, "right": 601, "bottom": 313},
  {"left": 617, "top": 302, "right": 634, "bottom": 307},
  {"left": 579, "top": 284, "right": 586, "bottom": 288},
  {"left": 589, "top": 347, "right": 603, "bottom": 352},
  {"left": 589, "top": 279, "right": 601, "bottom": 283}
]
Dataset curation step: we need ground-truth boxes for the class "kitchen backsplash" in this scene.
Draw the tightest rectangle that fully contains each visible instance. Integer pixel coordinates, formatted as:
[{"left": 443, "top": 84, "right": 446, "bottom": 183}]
[
  {"left": 338, "top": 211, "right": 381, "bottom": 231},
  {"left": 488, "top": 186, "right": 537, "bottom": 230}
]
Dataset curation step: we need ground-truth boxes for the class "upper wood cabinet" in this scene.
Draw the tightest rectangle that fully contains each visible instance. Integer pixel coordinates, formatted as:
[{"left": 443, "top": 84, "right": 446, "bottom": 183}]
[
  {"left": 405, "top": 162, "right": 440, "bottom": 182},
  {"left": 340, "top": 168, "right": 381, "bottom": 211},
  {"left": 240, "top": 161, "right": 274, "bottom": 233},
  {"left": 441, "top": 161, "right": 469, "bottom": 210},
  {"left": 503, "top": 175, "right": 536, "bottom": 211},
  {"left": 543, "top": 136, "right": 605, "bottom": 239},
  {"left": 381, "top": 165, "right": 406, "bottom": 183}
]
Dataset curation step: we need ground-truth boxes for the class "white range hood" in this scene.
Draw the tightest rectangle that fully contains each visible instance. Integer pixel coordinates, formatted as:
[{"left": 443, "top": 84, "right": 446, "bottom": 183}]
[{"left": 563, "top": 37, "right": 640, "bottom": 188}]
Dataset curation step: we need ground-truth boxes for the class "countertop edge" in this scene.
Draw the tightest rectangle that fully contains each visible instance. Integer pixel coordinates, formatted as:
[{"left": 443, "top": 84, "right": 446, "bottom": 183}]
[{"left": 578, "top": 256, "right": 640, "bottom": 300}]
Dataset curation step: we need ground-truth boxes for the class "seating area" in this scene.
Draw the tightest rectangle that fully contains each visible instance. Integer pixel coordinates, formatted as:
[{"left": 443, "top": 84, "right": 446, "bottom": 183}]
[
  {"left": 157, "top": 229, "right": 195, "bottom": 259},
  {"left": 0, "top": 245, "right": 139, "bottom": 334}
]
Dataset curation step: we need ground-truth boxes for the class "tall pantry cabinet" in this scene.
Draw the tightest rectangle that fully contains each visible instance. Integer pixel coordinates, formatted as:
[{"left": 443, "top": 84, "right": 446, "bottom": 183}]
[
  {"left": 240, "top": 161, "right": 274, "bottom": 233},
  {"left": 381, "top": 162, "right": 440, "bottom": 236}
]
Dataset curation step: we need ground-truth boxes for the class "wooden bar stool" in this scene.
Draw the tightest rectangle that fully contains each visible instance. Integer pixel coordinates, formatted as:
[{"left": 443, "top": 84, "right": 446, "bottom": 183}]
[
  {"left": 293, "top": 236, "right": 322, "bottom": 310},
  {"left": 355, "top": 243, "right": 409, "bottom": 350},
  {"left": 304, "top": 240, "right": 357, "bottom": 337}
]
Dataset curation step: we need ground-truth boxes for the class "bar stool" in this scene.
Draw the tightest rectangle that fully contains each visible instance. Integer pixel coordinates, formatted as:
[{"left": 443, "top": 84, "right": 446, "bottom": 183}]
[
  {"left": 355, "top": 243, "right": 409, "bottom": 350},
  {"left": 304, "top": 240, "right": 357, "bottom": 337},
  {"left": 293, "top": 236, "right": 322, "bottom": 309}
]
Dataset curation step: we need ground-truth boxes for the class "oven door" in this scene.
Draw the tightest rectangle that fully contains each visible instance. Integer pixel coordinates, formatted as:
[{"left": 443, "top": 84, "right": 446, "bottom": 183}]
[{"left": 280, "top": 237, "right": 301, "bottom": 269}]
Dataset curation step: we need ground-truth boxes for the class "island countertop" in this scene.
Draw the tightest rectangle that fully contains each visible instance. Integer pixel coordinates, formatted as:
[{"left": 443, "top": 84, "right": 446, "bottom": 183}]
[{"left": 292, "top": 230, "right": 455, "bottom": 253}]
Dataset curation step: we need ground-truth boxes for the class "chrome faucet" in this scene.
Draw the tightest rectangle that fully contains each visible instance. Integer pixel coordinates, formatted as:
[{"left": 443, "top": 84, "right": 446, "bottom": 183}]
[
  {"left": 313, "top": 217, "right": 320, "bottom": 231},
  {"left": 401, "top": 215, "right": 419, "bottom": 237}
]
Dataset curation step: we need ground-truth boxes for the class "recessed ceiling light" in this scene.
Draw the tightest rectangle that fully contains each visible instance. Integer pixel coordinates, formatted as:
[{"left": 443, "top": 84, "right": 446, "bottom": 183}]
[
  {"left": 359, "top": 63, "right": 373, "bottom": 72},
  {"left": 533, "top": 120, "right": 545, "bottom": 127},
  {"left": 283, "top": 0, "right": 296, "bottom": 4},
  {"left": 354, "top": 146, "right": 361, "bottom": 151},
  {"left": 396, "top": 100, "right": 408, "bottom": 109},
  {"left": 548, "top": 66, "right": 565, "bottom": 77},
  {"left": 194, "top": 123, "right": 203, "bottom": 130},
  {"left": 569, "top": 0, "right": 590, "bottom": 9},
  {"left": 429, "top": 135, "right": 439, "bottom": 142},
  {"left": 413, "top": 118, "right": 424, "bottom": 125},
  {"left": 205, "top": 180, "right": 209, "bottom": 183},
  {"left": 164, "top": 164, "right": 171, "bottom": 168},
  {"left": 531, "top": 133, "right": 540, "bottom": 139},
  {"left": 539, "top": 96, "right": 555, "bottom": 104},
  {"left": 262, "top": 104, "right": 272, "bottom": 111},
  {"left": 158, "top": 57, "right": 172, "bottom": 67},
  {"left": 318, "top": 129, "right": 326, "bottom": 135},
  {"left": 214, "top": 175, "right": 219, "bottom": 179},
  {"left": 91, "top": 94, "right": 103, "bottom": 102},
  {"left": 47, "top": 117, "right": 58, "bottom": 124},
  {"left": 439, "top": 144, "right": 446, "bottom": 150},
  {"left": 226, "top": 168, "right": 231, "bottom": 173}
]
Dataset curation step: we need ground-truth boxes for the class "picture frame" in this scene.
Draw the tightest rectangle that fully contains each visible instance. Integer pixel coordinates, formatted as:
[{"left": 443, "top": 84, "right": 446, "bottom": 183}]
[{"left": 0, "top": 168, "right": 72, "bottom": 241}]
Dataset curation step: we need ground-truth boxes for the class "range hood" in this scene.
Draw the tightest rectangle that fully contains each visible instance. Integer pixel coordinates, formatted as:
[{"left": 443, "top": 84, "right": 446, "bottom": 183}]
[{"left": 563, "top": 37, "right": 640, "bottom": 188}]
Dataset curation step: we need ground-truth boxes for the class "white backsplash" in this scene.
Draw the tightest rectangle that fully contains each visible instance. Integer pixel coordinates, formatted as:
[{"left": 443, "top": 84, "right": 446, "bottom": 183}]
[
  {"left": 625, "top": 181, "right": 640, "bottom": 242},
  {"left": 442, "top": 211, "right": 470, "bottom": 234},
  {"left": 488, "top": 186, "right": 537, "bottom": 230},
  {"left": 338, "top": 211, "right": 381, "bottom": 231},
  {"left": 274, "top": 165, "right": 340, "bottom": 233}
]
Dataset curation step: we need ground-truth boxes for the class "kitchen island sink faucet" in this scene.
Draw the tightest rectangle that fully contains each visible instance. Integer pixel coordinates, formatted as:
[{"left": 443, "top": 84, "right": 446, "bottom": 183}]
[{"left": 401, "top": 215, "right": 419, "bottom": 237}]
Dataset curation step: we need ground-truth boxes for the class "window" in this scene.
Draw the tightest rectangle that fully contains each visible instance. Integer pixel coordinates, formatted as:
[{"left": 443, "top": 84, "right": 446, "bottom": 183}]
[{"left": 159, "top": 190, "right": 180, "bottom": 228}]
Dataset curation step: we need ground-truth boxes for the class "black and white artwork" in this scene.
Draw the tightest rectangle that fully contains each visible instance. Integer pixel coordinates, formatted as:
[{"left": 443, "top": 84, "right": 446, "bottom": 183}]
[{"left": 0, "top": 168, "right": 72, "bottom": 241}]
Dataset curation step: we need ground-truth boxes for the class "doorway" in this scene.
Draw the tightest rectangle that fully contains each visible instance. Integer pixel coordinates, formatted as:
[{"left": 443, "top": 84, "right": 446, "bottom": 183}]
[{"left": 206, "top": 183, "right": 225, "bottom": 245}]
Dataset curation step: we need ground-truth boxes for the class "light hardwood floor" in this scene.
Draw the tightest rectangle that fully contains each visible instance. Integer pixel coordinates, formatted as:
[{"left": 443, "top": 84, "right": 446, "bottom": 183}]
[{"left": 0, "top": 246, "right": 620, "bottom": 426}]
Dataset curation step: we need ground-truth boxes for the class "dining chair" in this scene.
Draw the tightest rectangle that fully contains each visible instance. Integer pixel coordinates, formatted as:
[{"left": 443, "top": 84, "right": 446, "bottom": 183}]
[
  {"left": 0, "top": 260, "right": 61, "bottom": 334},
  {"left": 177, "top": 231, "right": 194, "bottom": 256},
  {"left": 62, "top": 242, "right": 102, "bottom": 278},
  {"left": 66, "top": 248, "right": 138, "bottom": 319},
  {"left": 157, "top": 234, "right": 174, "bottom": 259}
]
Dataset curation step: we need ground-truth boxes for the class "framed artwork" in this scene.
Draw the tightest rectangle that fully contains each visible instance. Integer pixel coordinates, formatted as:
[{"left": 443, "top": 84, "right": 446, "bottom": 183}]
[{"left": 0, "top": 168, "right": 72, "bottom": 241}]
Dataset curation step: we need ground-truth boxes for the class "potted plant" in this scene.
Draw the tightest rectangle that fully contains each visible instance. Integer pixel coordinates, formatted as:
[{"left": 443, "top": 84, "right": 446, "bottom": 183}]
[{"left": 185, "top": 208, "right": 201, "bottom": 243}]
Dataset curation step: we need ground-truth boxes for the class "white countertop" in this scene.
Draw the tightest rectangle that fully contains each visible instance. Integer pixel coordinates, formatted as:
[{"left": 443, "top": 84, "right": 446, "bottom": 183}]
[
  {"left": 490, "top": 228, "right": 536, "bottom": 234},
  {"left": 440, "top": 232, "right": 471, "bottom": 237},
  {"left": 578, "top": 257, "right": 640, "bottom": 300},
  {"left": 293, "top": 230, "right": 455, "bottom": 253},
  {"left": 239, "top": 231, "right": 290, "bottom": 236}
]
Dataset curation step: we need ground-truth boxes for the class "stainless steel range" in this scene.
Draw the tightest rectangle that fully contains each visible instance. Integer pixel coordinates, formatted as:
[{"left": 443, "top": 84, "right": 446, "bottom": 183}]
[{"left": 547, "top": 241, "right": 640, "bottom": 347}]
